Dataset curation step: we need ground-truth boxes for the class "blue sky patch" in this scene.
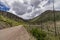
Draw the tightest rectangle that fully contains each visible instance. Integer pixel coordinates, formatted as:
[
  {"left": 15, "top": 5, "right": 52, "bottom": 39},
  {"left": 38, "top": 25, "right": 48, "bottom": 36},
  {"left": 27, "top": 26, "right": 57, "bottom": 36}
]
[{"left": 0, "top": 2, "right": 10, "bottom": 11}]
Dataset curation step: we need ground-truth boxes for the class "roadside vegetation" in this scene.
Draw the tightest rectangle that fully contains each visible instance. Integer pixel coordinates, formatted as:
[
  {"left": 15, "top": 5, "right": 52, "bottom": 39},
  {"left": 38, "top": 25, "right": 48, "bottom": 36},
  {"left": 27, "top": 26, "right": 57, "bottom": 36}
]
[
  {"left": 28, "top": 10, "right": 60, "bottom": 40},
  {"left": 0, "top": 10, "right": 60, "bottom": 40},
  {"left": 30, "top": 28, "right": 47, "bottom": 40},
  {"left": 0, "top": 14, "right": 25, "bottom": 29}
]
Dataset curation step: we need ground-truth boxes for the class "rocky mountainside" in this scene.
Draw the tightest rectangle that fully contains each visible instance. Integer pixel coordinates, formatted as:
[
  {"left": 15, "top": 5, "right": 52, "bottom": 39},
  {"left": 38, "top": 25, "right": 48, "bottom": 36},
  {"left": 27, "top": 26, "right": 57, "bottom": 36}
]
[{"left": 29, "top": 10, "right": 60, "bottom": 24}]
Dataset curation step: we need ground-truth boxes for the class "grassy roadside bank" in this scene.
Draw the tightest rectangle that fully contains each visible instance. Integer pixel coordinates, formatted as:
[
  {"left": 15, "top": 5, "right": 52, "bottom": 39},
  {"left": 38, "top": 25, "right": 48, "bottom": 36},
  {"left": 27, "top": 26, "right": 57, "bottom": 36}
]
[{"left": 0, "top": 14, "right": 26, "bottom": 29}]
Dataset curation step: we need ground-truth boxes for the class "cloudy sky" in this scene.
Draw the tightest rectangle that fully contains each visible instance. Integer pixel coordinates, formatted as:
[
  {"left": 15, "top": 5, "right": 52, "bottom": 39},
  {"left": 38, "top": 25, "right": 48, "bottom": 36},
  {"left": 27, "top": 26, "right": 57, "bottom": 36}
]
[{"left": 0, "top": 0, "right": 60, "bottom": 20}]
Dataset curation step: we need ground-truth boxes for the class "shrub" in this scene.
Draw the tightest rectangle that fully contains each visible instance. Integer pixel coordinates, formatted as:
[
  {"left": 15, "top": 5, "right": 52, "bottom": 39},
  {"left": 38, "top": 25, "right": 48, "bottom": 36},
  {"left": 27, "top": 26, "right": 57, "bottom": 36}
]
[{"left": 30, "top": 28, "right": 47, "bottom": 40}]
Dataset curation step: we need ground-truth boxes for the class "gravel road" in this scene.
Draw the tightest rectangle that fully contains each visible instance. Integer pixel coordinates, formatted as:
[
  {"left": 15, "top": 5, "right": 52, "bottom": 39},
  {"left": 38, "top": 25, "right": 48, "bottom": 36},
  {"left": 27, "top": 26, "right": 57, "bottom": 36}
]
[{"left": 0, "top": 25, "right": 30, "bottom": 40}]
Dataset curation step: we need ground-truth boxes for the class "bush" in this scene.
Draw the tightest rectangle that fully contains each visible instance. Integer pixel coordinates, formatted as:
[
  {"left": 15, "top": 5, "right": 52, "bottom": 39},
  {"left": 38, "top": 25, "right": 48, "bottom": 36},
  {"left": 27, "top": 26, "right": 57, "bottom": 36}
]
[{"left": 30, "top": 28, "right": 47, "bottom": 40}]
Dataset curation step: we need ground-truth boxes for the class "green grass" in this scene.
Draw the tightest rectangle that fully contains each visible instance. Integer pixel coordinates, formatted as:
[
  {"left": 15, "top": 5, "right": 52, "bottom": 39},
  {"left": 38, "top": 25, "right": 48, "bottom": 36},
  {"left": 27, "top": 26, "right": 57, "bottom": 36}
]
[{"left": 0, "top": 15, "right": 26, "bottom": 29}]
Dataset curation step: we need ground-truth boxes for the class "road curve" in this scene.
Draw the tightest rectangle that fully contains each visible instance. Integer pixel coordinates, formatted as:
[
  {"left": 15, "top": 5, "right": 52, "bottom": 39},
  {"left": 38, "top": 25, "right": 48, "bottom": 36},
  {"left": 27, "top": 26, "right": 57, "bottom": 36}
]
[{"left": 0, "top": 25, "right": 30, "bottom": 40}]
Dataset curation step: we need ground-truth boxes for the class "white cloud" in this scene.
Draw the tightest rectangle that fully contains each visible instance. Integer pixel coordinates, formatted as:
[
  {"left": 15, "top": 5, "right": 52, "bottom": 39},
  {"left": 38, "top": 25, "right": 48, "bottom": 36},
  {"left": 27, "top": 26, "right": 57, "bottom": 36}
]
[{"left": 1, "top": 0, "right": 60, "bottom": 19}]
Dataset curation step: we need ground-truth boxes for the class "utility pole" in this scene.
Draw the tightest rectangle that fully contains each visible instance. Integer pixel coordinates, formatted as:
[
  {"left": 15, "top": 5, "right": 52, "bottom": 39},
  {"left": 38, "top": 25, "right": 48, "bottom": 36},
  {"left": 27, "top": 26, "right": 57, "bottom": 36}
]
[{"left": 53, "top": 0, "right": 57, "bottom": 36}]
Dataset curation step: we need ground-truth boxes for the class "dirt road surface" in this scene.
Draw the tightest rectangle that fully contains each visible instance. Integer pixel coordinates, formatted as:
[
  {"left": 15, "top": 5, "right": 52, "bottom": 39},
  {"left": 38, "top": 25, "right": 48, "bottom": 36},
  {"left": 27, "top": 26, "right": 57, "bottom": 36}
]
[{"left": 0, "top": 25, "right": 30, "bottom": 40}]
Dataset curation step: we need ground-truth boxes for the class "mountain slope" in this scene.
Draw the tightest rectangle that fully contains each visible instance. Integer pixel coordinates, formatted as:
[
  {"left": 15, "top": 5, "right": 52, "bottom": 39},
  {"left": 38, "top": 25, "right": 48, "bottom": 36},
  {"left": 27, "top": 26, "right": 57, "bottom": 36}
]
[
  {"left": 0, "top": 11, "right": 26, "bottom": 29},
  {"left": 29, "top": 10, "right": 60, "bottom": 24}
]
